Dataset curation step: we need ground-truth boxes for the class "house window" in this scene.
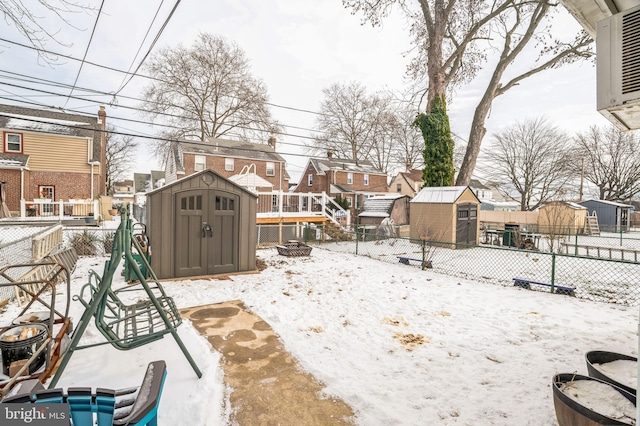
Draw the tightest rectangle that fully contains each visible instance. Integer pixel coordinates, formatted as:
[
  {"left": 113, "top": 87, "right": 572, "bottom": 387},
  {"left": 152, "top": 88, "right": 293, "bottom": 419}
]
[
  {"left": 225, "top": 158, "right": 234, "bottom": 171},
  {"left": 266, "top": 162, "right": 275, "bottom": 176},
  {"left": 5, "top": 132, "right": 22, "bottom": 153},
  {"left": 396, "top": 183, "right": 402, "bottom": 192},
  {"left": 194, "top": 155, "right": 206, "bottom": 171},
  {"left": 347, "top": 173, "right": 353, "bottom": 184},
  {"left": 364, "top": 174, "right": 369, "bottom": 186},
  {"left": 307, "top": 174, "right": 313, "bottom": 186}
]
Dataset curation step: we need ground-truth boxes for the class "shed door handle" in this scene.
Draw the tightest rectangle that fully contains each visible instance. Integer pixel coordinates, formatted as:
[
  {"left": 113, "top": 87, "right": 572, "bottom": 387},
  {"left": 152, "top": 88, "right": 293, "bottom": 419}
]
[{"left": 202, "top": 223, "right": 213, "bottom": 238}]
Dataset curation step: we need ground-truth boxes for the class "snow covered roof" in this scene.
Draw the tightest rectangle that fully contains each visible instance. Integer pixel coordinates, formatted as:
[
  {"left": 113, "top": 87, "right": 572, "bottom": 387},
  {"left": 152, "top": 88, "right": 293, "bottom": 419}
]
[
  {"left": 0, "top": 112, "right": 93, "bottom": 137},
  {"left": 580, "top": 199, "right": 634, "bottom": 208},
  {"left": 358, "top": 195, "right": 407, "bottom": 218},
  {"left": 359, "top": 211, "right": 391, "bottom": 218},
  {"left": 0, "top": 153, "right": 29, "bottom": 168},
  {"left": 310, "top": 157, "right": 385, "bottom": 175},
  {"left": 411, "top": 186, "right": 471, "bottom": 203},
  {"left": 0, "top": 104, "right": 103, "bottom": 163}
]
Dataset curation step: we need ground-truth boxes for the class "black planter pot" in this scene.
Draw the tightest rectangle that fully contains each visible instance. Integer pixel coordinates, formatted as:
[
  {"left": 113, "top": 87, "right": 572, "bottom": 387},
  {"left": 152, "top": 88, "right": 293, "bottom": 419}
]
[
  {"left": 552, "top": 373, "right": 636, "bottom": 426},
  {"left": 586, "top": 351, "right": 637, "bottom": 395}
]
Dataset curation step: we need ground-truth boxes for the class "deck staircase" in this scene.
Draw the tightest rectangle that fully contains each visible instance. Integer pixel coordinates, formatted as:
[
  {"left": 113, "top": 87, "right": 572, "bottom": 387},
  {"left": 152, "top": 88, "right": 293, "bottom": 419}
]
[{"left": 585, "top": 212, "right": 600, "bottom": 235}]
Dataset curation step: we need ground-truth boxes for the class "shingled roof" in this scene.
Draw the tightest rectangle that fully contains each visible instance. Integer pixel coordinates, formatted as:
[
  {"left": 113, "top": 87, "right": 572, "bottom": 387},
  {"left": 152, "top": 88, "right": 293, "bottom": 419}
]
[{"left": 0, "top": 104, "right": 102, "bottom": 162}]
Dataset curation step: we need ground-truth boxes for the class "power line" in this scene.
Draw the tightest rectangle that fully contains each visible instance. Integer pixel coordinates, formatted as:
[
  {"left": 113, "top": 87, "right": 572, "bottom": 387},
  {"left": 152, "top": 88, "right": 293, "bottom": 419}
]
[
  {"left": 0, "top": 112, "right": 317, "bottom": 162},
  {"left": 63, "top": 0, "right": 105, "bottom": 108},
  {"left": 0, "top": 81, "right": 327, "bottom": 148},
  {"left": 0, "top": 36, "right": 331, "bottom": 118},
  {"left": 115, "top": 0, "right": 182, "bottom": 95},
  {"left": 114, "top": 0, "right": 167, "bottom": 94}
]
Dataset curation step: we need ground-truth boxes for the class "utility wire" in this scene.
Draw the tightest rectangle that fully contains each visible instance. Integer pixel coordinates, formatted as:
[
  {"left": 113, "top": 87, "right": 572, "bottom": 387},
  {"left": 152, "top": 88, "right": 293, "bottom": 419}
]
[
  {"left": 0, "top": 36, "right": 331, "bottom": 118},
  {"left": 114, "top": 0, "right": 167, "bottom": 94},
  {"left": 0, "top": 112, "right": 318, "bottom": 162},
  {"left": 115, "top": 0, "right": 182, "bottom": 95},
  {"left": 63, "top": 0, "right": 105, "bottom": 109}
]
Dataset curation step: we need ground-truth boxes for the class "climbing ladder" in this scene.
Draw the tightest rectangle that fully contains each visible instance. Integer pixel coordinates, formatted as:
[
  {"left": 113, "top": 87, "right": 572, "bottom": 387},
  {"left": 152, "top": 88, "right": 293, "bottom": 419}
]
[
  {"left": 49, "top": 203, "right": 202, "bottom": 388},
  {"left": 585, "top": 211, "right": 600, "bottom": 235}
]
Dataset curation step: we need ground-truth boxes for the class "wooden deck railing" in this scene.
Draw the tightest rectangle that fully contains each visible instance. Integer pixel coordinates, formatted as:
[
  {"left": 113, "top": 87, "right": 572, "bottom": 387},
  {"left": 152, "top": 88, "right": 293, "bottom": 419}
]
[
  {"left": 256, "top": 191, "right": 350, "bottom": 226},
  {"left": 20, "top": 199, "right": 100, "bottom": 220}
]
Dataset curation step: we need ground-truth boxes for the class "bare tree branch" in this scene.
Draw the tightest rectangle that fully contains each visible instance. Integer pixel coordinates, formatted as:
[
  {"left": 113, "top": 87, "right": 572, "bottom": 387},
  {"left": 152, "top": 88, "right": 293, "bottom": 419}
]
[{"left": 139, "top": 32, "right": 282, "bottom": 159}]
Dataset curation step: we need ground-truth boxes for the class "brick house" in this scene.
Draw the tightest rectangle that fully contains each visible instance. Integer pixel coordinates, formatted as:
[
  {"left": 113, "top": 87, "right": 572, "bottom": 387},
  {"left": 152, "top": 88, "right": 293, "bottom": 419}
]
[
  {"left": 0, "top": 104, "right": 106, "bottom": 215},
  {"left": 294, "top": 151, "right": 389, "bottom": 215},
  {"left": 165, "top": 137, "right": 289, "bottom": 191},
  {"left": 389, "top": 169, "right": 424, "bottom": 198}
]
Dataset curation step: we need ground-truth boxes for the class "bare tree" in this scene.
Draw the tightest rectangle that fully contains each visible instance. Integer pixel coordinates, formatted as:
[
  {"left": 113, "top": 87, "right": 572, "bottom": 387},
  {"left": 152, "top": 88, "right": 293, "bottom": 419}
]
[
  {"left": 312, "top": 81, "right": 379, "bottom": 162},
  {"left": 1, "top": 1, "right": 90, "bottom": 63},
  {"left": 575, "top": 126, "right": 640, "bottom": 202},
  {"left": 343, "top": 1, "right": 593, "bottom": 186},
  {"left": 139, "top": 32, "right": 281, "bottom": 163},
  {"left": 105, "top": 126, "right": 138, "bottom": 196},
  {"left": 313, "top": 83, "right": 423, "bottom": 174},
  {"left": 390, "top": 103, "right": 424, "bottom": 172},
  {"left": 486, "top": 117, "right": 573, "bottom": 211}
]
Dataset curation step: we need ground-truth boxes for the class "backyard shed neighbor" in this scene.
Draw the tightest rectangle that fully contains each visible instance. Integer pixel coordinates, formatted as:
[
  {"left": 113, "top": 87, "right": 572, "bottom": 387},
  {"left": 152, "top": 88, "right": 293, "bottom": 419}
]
[
  {"left": 537, "top": 201, "right": 587, "bottom": 235},
  {"left": 358, "top": 194, "right": 410, "bottom": 226},
  {"left": 578, "top": 199, "right": 632, "bottom": 233},
  {"left": 410, "top": 186, "right": 480, "bottom": 245},
  {"left": 145, "top": 169, "right": 257, "bottom": 279}
]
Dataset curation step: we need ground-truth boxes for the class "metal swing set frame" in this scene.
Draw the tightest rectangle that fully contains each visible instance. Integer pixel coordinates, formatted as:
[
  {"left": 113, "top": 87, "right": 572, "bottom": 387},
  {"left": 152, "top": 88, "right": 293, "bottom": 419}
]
[{"left": 49, "top": 203, "right": 202, "bottom": 388}]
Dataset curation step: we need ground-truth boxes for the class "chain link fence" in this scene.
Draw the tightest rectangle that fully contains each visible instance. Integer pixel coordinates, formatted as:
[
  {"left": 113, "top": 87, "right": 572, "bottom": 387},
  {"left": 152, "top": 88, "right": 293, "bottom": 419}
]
[{"left": 291, "top": 223, "right": 640, "bottom": 306}]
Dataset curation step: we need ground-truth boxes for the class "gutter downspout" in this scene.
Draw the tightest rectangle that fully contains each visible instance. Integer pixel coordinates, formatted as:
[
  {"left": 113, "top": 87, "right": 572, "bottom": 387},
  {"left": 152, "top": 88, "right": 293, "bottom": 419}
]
[{"left": 89, "top": 161, "right": 100, "bottom": 200}]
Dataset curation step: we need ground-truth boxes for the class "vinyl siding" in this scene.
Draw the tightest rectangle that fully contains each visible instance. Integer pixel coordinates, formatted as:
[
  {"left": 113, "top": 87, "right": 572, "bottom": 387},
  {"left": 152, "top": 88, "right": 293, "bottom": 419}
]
[{"left": 24, "top": 133, "right": 91, "bottom": 172}]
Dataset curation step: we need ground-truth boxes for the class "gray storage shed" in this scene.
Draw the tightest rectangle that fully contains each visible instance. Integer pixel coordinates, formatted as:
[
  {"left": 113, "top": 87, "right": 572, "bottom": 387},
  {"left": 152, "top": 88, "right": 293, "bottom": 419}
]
[
  {"left": 145, "top": 169, "right": 257, "bottom": 279},
  {"left": 578, "top": 199, "right": 632, "bottom": 233},
  {"left": 358, "top": 194, "right": 410, "bottom": 226}
]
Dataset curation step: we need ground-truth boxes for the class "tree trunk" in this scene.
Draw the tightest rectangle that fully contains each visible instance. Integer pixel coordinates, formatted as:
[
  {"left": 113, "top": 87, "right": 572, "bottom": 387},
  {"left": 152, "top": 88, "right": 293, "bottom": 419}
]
[
  {"left": 455, "top": 88, "right": 492, "bottom": 186},
  {"left": 424, "top": 0, "right": 447, "bottom": 112}
]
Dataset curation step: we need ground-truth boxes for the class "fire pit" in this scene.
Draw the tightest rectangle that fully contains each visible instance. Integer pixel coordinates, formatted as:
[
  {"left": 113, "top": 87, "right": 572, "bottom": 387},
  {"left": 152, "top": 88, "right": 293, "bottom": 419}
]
[
  {"left": 0, "top": 324, "right": 48, "bottom": 376},
  {"left": 276, "top": 241, "right": 312, "bottom": 257}
]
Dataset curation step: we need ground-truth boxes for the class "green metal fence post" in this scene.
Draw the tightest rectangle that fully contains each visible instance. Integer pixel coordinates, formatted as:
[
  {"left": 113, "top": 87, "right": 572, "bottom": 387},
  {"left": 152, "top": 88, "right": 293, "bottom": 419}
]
[
  {"left": 421, "top": 239, "right": 426, "bottom": 271},
  {"left": 355, "top": 226, "right": 359, "bottom": 255},
  {"left": 574, "top": 230, "right": 578, "bottom": 256},
  {"left": 550, "top": 253, "right": 556, "bottom": 294}
]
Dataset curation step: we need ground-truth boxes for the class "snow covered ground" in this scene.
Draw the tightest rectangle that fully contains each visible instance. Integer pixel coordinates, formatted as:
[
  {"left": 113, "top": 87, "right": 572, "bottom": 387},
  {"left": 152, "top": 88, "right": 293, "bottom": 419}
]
[{"left": 1, "top": 243, "right": 638, "bottom": 425}]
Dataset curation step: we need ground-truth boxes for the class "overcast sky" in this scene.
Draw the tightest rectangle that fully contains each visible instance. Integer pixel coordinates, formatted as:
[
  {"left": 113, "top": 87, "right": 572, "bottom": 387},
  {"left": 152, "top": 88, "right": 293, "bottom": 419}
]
[{"left": 0, "top": 0, "right": 611, "bottom": 183}]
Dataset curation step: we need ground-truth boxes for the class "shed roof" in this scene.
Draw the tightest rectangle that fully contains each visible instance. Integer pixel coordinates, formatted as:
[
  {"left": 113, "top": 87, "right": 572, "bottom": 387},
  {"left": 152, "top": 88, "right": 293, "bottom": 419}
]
[
  {"left": 411, "top": 186, "right": 474, "bottom": 204},
  {"left": 358, "top": 194, "right": 407, "bottom": 218},
  {"left": 579, "top": 199, "right": 634, "bottom": 208}
]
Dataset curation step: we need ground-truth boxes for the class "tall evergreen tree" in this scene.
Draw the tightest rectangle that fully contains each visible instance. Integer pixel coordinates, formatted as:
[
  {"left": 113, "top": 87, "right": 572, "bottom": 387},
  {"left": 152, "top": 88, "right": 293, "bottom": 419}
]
[{"left": 414, "top": 94, "right": 454, "bottom": 187}]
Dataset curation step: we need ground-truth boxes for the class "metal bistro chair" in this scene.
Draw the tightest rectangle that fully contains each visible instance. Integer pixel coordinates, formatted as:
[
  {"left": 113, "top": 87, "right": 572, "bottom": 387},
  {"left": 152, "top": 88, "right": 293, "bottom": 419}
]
[{"left": 49, "top": 203, "right": 202, "bottom": 388}]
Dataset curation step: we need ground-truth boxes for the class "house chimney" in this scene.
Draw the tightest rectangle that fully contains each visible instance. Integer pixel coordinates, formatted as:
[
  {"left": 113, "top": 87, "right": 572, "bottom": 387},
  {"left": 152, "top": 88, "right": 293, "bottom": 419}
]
[
  {"left": 98, "top": 106, "right": 107, "bottom": 196},
  {"left": 327, "top": 150, "right": 333, "bottom": 159},
  {"left": 268, "top": 136, "right": 276, "bottom": 150}
]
